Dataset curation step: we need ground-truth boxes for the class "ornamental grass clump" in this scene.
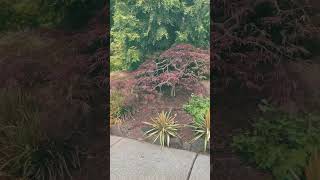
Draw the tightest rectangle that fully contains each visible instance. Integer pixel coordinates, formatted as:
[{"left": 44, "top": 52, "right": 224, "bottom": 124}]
[
  {"left": 143, "top": 111, "right": 180, "bottom": 147},
  {"left": 190, "top": 110, "right": 210, "bottom": 151},
  {"left": 0, "top": 88, "right": 80, "bottom": 180},
  {"left": 110, "top": 91, "right": 125, "bottom": 126}
]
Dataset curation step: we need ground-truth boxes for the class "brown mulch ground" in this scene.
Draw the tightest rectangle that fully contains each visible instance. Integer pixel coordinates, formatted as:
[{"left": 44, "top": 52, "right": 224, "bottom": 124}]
[
  {"left": 119, "top": 87, "right": 195, "bottom": 144},
  {"left": 110, "top": 70, "right": 203, "bottom": 151}
]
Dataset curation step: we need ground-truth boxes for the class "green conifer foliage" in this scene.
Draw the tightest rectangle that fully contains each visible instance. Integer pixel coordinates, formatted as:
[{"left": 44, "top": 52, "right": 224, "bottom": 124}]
[{"left": 110, "top": 0, "right": 209, "bottom": 71}]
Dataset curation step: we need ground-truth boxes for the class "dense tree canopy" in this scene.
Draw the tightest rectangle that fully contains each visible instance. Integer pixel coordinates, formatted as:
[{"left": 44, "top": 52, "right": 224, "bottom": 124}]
[
  {"left": 0, "top": 0, "right": 105, "bottom": 31},
  {"left": 110, "top": 0, "right": 210, "bottom": 71}
]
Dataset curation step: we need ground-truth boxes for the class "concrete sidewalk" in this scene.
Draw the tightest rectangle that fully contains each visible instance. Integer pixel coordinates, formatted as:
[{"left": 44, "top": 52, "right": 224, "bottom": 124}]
[{"left": 110, "top": 136, "right": 210, "bottom": 180}]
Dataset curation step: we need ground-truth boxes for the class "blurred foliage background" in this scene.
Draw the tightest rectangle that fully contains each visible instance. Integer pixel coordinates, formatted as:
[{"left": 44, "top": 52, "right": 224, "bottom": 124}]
[
  {"left": 110, "top": 0, "right": 210, "bottom": 71},
  {"left": 0, "top": 0, "right": 105, "bottom": 31}
]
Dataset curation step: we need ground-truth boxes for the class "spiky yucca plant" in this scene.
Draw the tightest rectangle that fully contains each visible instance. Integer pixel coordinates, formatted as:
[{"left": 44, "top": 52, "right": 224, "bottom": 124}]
[
  {"left": 143, "top": 111, "right": 180, "bottom": 147},
  {"left": 190, "top": 110, "right": 210, "bottom": 151},
  {"left": 305, "top": 151, "right": 320, "bottom": 180}
]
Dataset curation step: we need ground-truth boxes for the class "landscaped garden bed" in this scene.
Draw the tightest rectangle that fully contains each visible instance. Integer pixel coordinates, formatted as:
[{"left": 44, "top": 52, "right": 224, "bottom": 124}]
[{"left": 110, "top": 44, "right": 211, "bottom": 153}]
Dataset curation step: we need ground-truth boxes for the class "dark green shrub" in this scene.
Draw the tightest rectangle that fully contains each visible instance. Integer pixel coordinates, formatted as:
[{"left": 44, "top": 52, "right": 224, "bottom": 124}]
[
  {"left": 0, "top": 0, "right": 105, "bottom": 32},
  {"left": 43, "top": 0, "right": 105, "bottom": 29},
  {"left": 0, "top": 0, "right": 41, "bottom": 31},
  {"left": 232, "top": 102, "right": 320, "bottom": 180}
]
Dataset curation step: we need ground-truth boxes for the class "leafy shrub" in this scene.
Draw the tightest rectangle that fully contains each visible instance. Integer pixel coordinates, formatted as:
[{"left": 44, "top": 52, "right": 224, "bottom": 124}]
[
  {"left": 212, "top": 0, "right": 320, "bottom": 104},
  {"left": 0, "top": 88, "right": 80, "bottom": 180},
  {"left": 232, "top": 102, "right": 320, "bottom": 180},
  {"left": 305, "top": 151, "right": 320, "bottom": 180},
  {"left": 190, "top": 110, "right": 210, "bottom": 151},
  {"left": 0, "top": 0, "right": 40, "bottom": 31},
  {"left": 110, "top": 0, "right": 209, "bottom": 71},
  {"left": 134, "top": 44, "right": 209, "bottom": 98},
  {"left": 143, "top": 111, "right": 180, "bottom": 147},
  {"left": 183, "top": 94, "right": 210, "bottom": 124}
]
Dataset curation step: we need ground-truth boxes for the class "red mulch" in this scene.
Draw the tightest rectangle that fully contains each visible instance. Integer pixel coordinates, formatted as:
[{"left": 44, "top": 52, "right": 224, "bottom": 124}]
[{"left": 120, "top": 87, "right": 196, "bottom": 144}]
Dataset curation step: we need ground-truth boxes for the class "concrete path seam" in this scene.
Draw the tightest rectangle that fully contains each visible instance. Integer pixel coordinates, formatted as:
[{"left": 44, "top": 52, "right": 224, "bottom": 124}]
[
  {"left": 111, "top": 137, "right": 123, "bottom": 147},
  {"left": 186, "top": 153, "right": 198, "bottom": 180}
]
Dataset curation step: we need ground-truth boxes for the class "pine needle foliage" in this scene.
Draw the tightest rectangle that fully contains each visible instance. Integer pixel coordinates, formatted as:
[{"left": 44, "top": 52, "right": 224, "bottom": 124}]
[{"left": 110, "top": 0, "right": 209, "bottom": 71}]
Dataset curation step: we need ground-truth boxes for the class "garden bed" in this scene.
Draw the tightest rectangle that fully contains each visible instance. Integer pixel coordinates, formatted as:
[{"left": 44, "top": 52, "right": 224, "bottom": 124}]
[{"left": 110, "top": 70, "right": 210, "bottom": 154}]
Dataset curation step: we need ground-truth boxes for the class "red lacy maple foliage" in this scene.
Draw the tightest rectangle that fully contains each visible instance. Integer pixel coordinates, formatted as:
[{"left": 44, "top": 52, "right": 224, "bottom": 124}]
[
  {"left": 212, "top": 0, "right": 320, "bottom": 104},
  {"left": 0, "top": 19, "right": 108, "bottom": 137},
  {"left": 134, "top": 44, "right": 210, "bottom": 99}
]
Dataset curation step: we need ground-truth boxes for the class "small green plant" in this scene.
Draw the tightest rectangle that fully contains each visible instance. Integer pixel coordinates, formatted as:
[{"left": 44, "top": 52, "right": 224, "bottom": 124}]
[
  {"left": 143, "top": 111, "right": 180, "bottom": 147},
  {"left": 232, "top": 101, "right": 320, "bottom": 180},
  {"left": 190, "top": 110, "right": 210, "bottom": 151},
  {"left": 0, "top": 88, "right": 80, "bottom": 180},
  {"left": 183, "top": 94, "right": 210, "bottom": 123},
  {"left": 305, "top": 150, "right": 320, "bottom": 180}
]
